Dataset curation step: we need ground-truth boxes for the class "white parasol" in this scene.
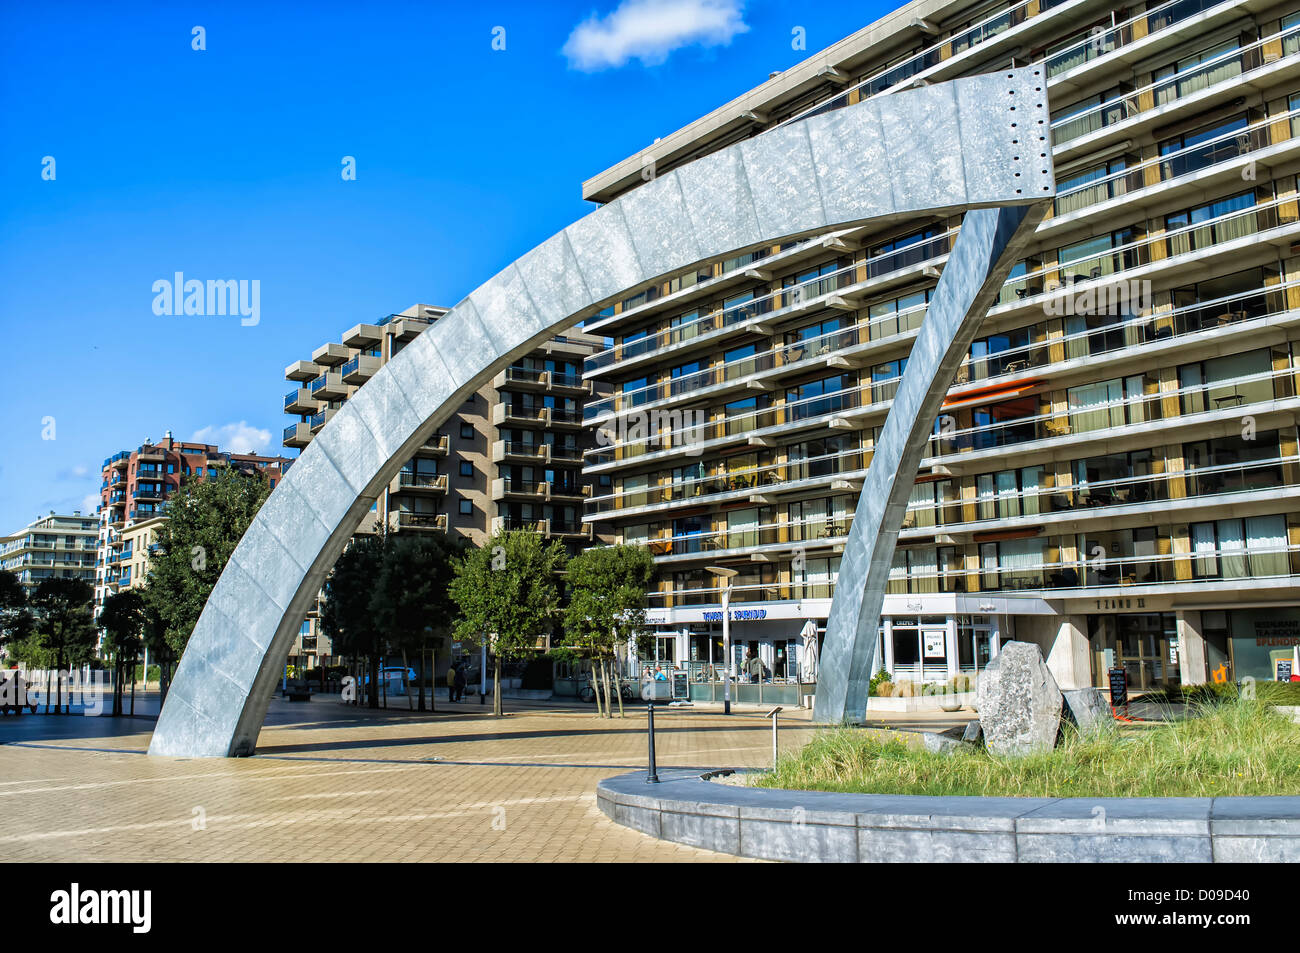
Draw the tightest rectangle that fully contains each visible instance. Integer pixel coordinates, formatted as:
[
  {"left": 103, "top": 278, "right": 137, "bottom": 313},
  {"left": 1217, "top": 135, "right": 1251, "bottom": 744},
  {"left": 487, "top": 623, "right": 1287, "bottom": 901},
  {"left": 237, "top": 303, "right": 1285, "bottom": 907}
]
[{"left": 799, "top": 619, "right": 819, "bottom": 683}]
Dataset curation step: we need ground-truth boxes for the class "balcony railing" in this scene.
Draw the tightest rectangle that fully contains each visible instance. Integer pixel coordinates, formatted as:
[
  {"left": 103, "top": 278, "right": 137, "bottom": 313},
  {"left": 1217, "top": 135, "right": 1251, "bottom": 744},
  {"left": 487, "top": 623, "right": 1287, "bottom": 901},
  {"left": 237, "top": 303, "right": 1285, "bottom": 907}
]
[
  {"left": 1053, "top": 108, "right": 1297, "bottom": 219},
  {"left": 644, "top": 543, "right": 1300, "bottom": 607},
  {"left": 1050, "top": 26, "right": 1299, "bottom": 148},
  {"left": 932, "top": 365, "right": 1297, "bottom": 456},
  {"left": 584, "top": 231, "right": 950, "bottom": 373}
]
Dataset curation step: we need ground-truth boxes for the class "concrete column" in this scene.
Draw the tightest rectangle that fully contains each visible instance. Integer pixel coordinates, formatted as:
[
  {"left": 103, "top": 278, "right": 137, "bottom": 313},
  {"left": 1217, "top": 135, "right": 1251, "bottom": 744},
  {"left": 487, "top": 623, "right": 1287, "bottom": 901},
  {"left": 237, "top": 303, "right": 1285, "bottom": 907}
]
[
  {"left": 1177, "top": 610, "right": 1207, "bottom": 686},
  {"left": 1045, "top": 614, "right": 1091, "bottom": 690}
]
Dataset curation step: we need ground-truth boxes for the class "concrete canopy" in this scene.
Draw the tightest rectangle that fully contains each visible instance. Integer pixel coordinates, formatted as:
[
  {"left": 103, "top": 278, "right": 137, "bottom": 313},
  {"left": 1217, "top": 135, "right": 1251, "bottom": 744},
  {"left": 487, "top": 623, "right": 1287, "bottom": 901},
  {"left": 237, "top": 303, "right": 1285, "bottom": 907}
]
[{"left": 149, "top": 68, "right": 1054, "bottom": 757}]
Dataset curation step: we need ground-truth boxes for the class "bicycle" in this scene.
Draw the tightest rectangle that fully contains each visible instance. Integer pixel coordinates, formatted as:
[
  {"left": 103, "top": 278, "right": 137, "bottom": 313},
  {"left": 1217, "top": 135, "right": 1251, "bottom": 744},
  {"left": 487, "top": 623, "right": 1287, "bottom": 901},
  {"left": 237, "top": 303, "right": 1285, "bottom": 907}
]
[{"left": 578, "top": 674, "right": 633, "bottom": 703}]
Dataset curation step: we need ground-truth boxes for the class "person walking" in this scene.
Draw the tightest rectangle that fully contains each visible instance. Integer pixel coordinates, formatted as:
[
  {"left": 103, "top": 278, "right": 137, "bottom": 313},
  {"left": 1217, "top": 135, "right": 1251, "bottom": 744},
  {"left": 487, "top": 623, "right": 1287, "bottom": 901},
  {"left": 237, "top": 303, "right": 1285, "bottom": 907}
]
[
  {"left": 454, "top": 662, "right": 468, "bottom": 703},
  {"left": 446, "top": 663, "right": 457, "bottom": 703}
]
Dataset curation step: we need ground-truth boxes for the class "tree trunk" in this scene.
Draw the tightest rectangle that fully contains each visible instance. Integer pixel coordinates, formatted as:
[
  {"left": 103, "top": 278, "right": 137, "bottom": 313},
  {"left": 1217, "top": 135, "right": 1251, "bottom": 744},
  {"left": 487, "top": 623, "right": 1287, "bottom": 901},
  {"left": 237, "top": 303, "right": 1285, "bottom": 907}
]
[
  {"left": 492, "top": 656, "right": 502, "bottom": 717},
  {"left": 418, "top": 642, "right": 428, "bottom": 712},
  {"left": 416, "top": 645, "right": 427, "bottom": 713},
  {"left": 57, "top": 650, "right": 64, "bottom": 714},
  {"left": 368, "top": 655, "right": 379, "bottom": 709},
  {"left": 614, "top": 652, "right": 626, "bottom": 719},
  {"left": 402, "top": 649, "right": 413, "bottom": 710},
  {"left": 130, "top": 657, "right": 136, "bottom": 716},
  {"left": 427, "top": 647, "right": 435, "bottom": 713},
  {"left": 603, "top": 657, "right": 613, "bottom": 717}
]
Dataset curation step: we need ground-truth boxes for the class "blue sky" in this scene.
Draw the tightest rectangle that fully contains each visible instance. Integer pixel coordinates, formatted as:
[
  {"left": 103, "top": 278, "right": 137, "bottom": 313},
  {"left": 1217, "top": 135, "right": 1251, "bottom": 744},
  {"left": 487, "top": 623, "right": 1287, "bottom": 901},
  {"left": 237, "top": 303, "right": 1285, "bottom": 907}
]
[{"left": 0, "top": 0, "right": 886, "bottom": 532}]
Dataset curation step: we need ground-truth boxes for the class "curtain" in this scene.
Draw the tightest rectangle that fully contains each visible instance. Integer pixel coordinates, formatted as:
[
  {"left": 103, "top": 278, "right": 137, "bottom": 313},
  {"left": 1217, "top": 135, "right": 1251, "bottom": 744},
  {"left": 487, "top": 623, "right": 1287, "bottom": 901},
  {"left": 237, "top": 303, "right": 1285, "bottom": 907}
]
[
  {"left": 1191, "top": 522, "right": 1218, "bottom": 577},
  {"left": 1217, "top": 519, "right": 1248, "bottom": 579},
  {"left": 1246, "top": 514, "right": 1288, "bottom": 577},
  {"left": 1069, "top": 379, "right": 1124, "bottom": 432}
]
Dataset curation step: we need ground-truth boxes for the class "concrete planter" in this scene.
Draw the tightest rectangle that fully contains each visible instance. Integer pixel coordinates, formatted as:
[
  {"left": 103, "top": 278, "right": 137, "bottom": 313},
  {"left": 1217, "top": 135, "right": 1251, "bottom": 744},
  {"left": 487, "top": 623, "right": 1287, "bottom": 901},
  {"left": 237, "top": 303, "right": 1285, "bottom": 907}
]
[{"left": 598, "top": 770, "right": 1300, "bottom": 863}]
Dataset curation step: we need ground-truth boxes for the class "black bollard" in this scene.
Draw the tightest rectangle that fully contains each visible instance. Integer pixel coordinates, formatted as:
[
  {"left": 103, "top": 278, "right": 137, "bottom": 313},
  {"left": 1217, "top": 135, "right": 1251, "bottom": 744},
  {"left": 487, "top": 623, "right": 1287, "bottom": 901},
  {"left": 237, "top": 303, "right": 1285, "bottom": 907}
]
[{"left": 646, "top": 699, "right": 660, "bottom": 784}]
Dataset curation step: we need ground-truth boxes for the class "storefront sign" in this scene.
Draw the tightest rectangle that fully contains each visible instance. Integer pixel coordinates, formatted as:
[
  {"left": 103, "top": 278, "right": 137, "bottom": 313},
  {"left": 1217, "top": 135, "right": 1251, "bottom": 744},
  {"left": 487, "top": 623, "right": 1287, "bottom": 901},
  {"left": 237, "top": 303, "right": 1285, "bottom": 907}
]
[
  {"left": 701, "top": 609, "right": 769, "bottom": 622},
  {"left": 1277, "top": 659, "right": 1294, "bottom": 682},
  {"left": 923, "top": 631, "right": 945, "bottom": 659}
]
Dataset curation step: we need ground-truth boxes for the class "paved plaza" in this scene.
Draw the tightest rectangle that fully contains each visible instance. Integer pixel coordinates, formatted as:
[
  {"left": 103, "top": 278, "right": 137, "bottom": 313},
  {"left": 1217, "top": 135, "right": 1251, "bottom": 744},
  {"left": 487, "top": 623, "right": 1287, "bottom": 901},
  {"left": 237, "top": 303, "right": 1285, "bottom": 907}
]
[{"left": 0, "top": 694, "right": 963, "bottom": 862}]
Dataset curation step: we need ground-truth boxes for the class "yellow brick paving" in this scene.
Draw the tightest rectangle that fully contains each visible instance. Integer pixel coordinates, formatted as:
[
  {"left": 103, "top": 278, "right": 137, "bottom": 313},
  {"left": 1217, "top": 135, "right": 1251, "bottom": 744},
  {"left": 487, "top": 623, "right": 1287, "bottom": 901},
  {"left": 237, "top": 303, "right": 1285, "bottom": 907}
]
[{"left": 0, "top": 699, "right": 852, "bottom": 862}]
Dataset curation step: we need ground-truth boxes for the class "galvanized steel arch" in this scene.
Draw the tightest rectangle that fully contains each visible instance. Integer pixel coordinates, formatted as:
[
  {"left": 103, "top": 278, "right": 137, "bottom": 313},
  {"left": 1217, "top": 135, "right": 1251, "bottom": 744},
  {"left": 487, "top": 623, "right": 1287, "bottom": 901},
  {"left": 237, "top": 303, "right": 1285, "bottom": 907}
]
[{"left": 150, "top": 68, "right": 1053, "bottom": 756}]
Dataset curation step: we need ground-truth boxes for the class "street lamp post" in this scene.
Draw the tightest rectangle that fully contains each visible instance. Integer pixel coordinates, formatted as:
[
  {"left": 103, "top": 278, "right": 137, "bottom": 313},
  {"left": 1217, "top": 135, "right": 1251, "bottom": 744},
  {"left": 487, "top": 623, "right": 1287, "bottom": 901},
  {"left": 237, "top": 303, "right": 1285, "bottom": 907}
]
[{"left": 706, "top": 566, "right": 738, "bottom": 715}]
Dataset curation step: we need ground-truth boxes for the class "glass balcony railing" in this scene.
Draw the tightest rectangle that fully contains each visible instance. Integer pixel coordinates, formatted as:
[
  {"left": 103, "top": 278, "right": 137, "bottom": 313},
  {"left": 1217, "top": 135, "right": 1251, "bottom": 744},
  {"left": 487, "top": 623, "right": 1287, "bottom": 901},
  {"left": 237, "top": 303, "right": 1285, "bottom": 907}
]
[
  {"left": 1050, "top": 26, "right": 1299, "bottom": 147},
  {"left": 644, "top": 543, "right": 1300, "bottom": 607},
  {"left": 932, "top": 365, "right": 1297, "bottom": 456},
  {"left": 585, "top": 231, "right": 951, "bottom": 374},
  {"left": 1053, "top": 108, "right": 1295, "bottom": 218}
]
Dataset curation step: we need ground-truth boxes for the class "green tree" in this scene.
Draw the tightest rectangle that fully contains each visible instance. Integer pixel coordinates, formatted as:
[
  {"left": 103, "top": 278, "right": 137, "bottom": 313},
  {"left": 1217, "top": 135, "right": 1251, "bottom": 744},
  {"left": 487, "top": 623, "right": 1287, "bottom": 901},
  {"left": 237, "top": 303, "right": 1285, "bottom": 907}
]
[
  {"left": 0, "top": 569, "right": 34, "bottom": 658},
  {"left": 372, "top": 532, "right": 467, "bottom": 712},
  {"left": 30, "top": 577, "right": 96, "bottom": 714},
  {"left": 449, "top": 529, "right": 566, "bottom": 716},
  {"left": 320, "top": 535, "right": 387, "bottom": 708},
  {"left": 562, "top": 545, "right": 656, "bottom": 718},
  {"left": 143, "top": 467, "right": 272, "bottom": 666},
  {"left": 98, "top": 589, "right": 145, "bottom": 716}
]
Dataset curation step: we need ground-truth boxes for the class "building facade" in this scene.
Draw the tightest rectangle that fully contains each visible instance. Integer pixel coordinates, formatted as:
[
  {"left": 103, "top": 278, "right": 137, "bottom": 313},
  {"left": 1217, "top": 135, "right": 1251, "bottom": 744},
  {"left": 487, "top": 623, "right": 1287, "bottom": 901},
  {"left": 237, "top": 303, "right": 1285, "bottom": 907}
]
[
  {"left": 283, "top": 304, "right": 613, "bottom": 664},
  {"left": 579, "top": 0, "right": 1300, "bottom": 693},
  {"left": 0, "top": 512, "right": 99, "bottom": 596},
  {"left": 95, "top": 435, "right": 290, "bottom": 614}
]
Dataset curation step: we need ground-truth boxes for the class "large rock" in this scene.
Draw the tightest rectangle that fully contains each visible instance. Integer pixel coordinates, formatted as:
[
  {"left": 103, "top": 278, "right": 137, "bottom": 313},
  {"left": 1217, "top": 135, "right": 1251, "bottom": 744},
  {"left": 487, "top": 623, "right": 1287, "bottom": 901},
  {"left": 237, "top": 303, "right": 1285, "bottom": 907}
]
[
  {"left": 1062, "top": 688, "right": 1113, "bottom": 733},
  {"left": 974, "top": 641, "right": 1062, "bottom": 756}
]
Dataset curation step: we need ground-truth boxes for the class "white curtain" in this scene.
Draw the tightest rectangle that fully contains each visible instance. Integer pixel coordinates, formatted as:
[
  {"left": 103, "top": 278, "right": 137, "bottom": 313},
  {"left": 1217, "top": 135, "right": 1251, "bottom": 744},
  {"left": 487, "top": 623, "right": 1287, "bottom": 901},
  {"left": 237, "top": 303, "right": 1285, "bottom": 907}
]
[
  {"left": 1217, "top": 519, "right": 1248, "bottom": 579},
  {"left": 1247, "top": 514, "right": 1288, "bottom": 577},
  {"left": 1068, "top": 379, "right": 1124, "bottom": 432}
]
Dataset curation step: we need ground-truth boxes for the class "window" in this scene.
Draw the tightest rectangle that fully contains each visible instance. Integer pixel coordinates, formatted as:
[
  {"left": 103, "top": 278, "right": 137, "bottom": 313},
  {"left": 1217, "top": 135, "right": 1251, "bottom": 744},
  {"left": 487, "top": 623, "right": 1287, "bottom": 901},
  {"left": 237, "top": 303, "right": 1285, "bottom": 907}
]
[
  {"left": 459, "top": 462, "right": 473, "bottom": 477},
  {"left": 458, "top": 499, "right": 473, "bottom": 516},
  {"left": 459, "top": 424, "right": 474, "bottom": 439}
]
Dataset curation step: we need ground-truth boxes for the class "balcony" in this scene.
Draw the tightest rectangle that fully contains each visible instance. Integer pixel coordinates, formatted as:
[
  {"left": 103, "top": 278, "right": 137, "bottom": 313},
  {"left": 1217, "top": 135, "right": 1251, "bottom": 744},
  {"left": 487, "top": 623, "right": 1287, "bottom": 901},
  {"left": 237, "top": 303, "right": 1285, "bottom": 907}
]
[
  {"left": 389, "top": 314, "right": 434, "bottom": 341},
  {"left": 393, "top": 511, "right": 447, "bottom": 532},
  {"left": 393, "top": 472, "right": 447, "bottom": 493},
  {"left": 283, "top": 422, "right": 312, "bottom": 449},
  {"left": 134, "top": 485, "right": 167, "bottom": 502},
  {"left": 311, "top": 341, "right": 349, "bottom": 366},
  {"left": 284, "top": 387, "right": 317, "bottom": 415},
  {"left": 137, "top": 446, "right": 164, "bottom": 462},
  {"left": 493, "top": 477, "right": 548, "bottom": 500},
  {"left": 310, "top": 408, "right": 338, "bottom": 433},
  {"left": 341, "top": 354, "right": 382, "bottom": 385},
  {"left": 342, "top": 323, "right": 383, "bottom": 349},
  {"left": 493, "top": 440, "right": 548, "bottom": 464},
  {"left": 544, "top": 519, "right": 592, "bottom": 540},
  {"left": 492, "top": 403, "right": 546, "bottom": 427},
  {"left": 549, "top": 371, "right": 590, "bottom": 395},
  {"left": 491, "top": 516, "right": 545, "bottom": 535},
  {"left": 421, "top": 433, "right": 449, "bottom": 455},
  {"left": 285, "top": 360, "right": 318, "bottom": 382},
  {"left": 309, "top": 371, "right": 347, "bottom": 401},
  {"left": 494, "top": 366, "right": 548, "bottom": 391}
]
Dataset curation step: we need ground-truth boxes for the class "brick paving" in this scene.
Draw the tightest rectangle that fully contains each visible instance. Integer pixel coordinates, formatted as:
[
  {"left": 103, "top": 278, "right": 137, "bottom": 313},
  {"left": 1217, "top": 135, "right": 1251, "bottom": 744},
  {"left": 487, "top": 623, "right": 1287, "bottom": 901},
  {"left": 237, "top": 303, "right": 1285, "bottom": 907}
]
[{"left": 0, "top": 695, "right": 971, "bottom": 862}]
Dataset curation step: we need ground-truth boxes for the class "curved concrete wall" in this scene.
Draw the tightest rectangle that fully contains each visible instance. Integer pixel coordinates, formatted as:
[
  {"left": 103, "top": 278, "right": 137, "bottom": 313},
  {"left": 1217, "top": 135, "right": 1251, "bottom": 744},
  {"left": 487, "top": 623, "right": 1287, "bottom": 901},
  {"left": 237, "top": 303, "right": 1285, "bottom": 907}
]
[
  {"left": 149, "top": 67, "right": 1053, "bottom": 757},
  {"left": 598, "top": 771, "right": 1300, "bottom": 862}
]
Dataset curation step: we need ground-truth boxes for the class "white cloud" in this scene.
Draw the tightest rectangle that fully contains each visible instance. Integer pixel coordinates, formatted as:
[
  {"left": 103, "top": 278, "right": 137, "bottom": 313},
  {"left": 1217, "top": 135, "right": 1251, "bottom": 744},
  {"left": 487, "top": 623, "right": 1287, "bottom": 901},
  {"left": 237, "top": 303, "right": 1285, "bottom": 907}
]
[
  {"left": 564, "top": 0, "right": 749, "bottom": 71},
  {"left": 80, "top": 492, "right": 101, "bottom": 515},
  {"left": 190, "top": 421, "right": 273, "bottom": 455}
]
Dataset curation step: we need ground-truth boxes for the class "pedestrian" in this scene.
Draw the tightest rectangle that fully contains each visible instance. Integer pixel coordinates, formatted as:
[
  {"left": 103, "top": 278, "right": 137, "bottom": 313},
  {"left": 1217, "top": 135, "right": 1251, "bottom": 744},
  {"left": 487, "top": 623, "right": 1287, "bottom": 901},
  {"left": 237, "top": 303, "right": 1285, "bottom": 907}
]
[
  {"left": 446, "top": 663, "right": 457, "bottom": 703},
  {"left": 654, "top": 665, "right": 667, "bottom": 681},
  {"left": 454, "top": 662, "right": 467, "bottom": 702}
]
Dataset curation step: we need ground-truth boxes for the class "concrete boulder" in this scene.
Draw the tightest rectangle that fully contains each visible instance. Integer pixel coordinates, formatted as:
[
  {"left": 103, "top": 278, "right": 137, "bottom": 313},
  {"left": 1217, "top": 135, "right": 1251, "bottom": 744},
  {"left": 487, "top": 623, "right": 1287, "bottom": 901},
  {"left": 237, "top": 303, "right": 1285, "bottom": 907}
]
[{"left": 974, "top": 641, "right": 1062, "bottom": 756}]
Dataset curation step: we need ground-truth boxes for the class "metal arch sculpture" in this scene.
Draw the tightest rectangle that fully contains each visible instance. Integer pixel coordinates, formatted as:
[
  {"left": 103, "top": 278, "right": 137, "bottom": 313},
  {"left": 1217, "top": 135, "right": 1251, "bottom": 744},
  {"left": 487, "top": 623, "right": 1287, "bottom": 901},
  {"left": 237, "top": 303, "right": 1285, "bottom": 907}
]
[{"left": 149, "top": 68, "right": 1054, "bottom": 757}]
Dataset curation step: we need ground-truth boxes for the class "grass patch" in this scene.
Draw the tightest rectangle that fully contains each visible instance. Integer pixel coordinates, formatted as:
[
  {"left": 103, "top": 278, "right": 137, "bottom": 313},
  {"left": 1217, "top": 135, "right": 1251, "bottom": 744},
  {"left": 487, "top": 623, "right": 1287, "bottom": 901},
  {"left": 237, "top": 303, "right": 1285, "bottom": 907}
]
[{"left": 755, "top": 698, "right": 1300, "bottom": 798}]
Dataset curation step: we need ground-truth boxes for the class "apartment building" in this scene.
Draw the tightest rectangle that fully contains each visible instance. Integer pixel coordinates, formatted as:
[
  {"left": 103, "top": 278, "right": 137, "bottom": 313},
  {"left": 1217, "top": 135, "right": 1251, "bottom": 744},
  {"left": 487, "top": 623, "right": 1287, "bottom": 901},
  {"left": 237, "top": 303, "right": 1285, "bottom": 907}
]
[
  {"left": 283, "top": 304, "right": 613, "bottom": 663},
  {"left": 95, "top": 435, "right": 290, "bottom": 613},
  {"left": 579, "top": 0, "right": 1300, "bottom": 695},
  {"left": 0, "top": 512, "right": 99, "bottom": 597}
]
